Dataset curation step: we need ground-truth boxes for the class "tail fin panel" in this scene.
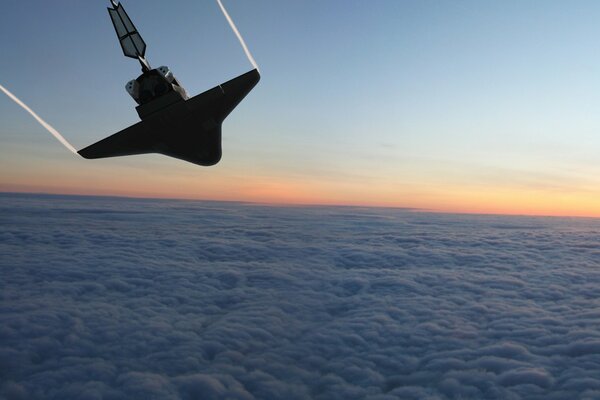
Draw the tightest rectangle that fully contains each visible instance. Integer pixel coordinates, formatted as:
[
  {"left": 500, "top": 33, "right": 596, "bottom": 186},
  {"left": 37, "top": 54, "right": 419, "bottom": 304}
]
[{"left": 108, "top": 3, "right": 146, "bottom": 59}]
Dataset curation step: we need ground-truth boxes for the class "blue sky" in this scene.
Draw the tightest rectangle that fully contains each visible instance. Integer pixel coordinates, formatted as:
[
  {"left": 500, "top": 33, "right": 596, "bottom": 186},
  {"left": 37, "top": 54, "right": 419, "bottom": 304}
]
[{"left": 1, "top": 0, "right": 600, "bottom": 216}]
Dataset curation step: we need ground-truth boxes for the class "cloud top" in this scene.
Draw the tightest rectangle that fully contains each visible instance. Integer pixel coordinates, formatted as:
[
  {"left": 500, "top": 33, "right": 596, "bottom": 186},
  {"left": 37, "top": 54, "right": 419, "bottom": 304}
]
[{"left": 1, "top": 193, "right": 599, "bottom": 399}]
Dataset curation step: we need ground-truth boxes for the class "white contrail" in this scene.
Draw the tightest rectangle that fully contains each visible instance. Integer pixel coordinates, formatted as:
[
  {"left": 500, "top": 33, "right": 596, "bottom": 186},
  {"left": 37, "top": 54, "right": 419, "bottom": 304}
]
[
  {"left": 216, "top": 0, "right": 260, "bottom": 72},
  {"left": 0, "top": 83, "right": 78, "bottom": 154}
]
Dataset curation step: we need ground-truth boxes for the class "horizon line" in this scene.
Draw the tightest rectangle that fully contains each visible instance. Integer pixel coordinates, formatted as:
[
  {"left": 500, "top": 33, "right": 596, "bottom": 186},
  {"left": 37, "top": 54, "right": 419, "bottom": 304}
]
[{"left": 1, "top": 189, "right": 598, "bottom": 221}]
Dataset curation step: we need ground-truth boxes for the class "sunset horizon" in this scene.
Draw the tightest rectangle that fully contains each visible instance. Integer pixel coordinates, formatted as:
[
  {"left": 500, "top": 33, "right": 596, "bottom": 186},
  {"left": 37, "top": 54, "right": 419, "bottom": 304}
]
[
  {"left": 2, "top": 185, "right": 599, "bottom": 219},
  {"left": 3, "top": 1, "right": 600, "bottom": 220}
]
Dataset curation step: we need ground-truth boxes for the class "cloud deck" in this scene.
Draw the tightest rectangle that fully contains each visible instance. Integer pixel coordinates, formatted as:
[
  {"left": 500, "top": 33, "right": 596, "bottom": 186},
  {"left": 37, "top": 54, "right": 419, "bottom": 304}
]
[{"left": 1, "top": 193, "right": 599, "bottom": 399}]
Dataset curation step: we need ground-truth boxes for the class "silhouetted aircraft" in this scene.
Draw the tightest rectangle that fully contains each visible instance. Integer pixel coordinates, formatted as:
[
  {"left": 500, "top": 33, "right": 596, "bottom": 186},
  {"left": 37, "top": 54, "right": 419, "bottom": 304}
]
[{"left": 79, "top": 0, "right": 260, "bottom": 166}]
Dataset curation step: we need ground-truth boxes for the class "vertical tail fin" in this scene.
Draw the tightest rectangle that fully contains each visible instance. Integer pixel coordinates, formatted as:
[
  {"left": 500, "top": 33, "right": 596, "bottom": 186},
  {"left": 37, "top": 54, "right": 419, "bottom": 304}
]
[{"left": 107, "top": 2, "right": 150, "bottom": 70}]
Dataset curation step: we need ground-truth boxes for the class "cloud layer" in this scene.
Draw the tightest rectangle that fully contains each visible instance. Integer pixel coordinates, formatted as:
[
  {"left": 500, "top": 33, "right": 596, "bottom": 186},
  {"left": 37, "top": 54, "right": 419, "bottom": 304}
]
[{"left": 1, "top": 193, "right": 599, "bottom": 399}]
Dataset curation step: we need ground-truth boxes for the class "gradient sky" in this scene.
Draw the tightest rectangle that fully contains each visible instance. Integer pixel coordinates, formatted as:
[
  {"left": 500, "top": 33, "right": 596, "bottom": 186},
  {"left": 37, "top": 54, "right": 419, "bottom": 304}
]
[{"left": 1, "top": 0, "right": 600, "bottom": 217}]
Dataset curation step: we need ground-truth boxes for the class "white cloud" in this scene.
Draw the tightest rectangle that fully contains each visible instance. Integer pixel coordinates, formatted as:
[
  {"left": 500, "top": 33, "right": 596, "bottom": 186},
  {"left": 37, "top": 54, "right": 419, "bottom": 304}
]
[{"left": 1, "top": 193, "right": 599, "bottom": 399}]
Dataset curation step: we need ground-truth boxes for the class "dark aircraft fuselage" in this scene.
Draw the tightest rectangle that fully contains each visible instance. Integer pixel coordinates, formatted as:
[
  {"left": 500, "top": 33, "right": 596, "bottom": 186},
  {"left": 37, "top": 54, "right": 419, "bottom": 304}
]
[{"left": 79, "top": 69, "right": 260, "bottom": 166}]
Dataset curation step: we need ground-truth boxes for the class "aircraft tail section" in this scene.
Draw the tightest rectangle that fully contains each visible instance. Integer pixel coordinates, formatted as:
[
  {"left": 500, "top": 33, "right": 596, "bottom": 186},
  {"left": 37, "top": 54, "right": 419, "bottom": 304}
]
[{"left": 108, "top": 1, "right": 149, "bottom": 70}]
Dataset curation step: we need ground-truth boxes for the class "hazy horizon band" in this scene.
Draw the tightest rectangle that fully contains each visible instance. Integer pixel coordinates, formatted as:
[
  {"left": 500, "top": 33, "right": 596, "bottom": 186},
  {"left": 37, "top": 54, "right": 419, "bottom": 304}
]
[{"left": 0, "top": 83, "right": 78, "bottom": 154}]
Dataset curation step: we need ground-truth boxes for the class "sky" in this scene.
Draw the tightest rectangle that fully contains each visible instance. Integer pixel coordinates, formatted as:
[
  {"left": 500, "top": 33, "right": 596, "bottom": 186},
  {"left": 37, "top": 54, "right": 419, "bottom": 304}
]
[{"left": 1, "top": 0, "right": 600, "bottom": 217}]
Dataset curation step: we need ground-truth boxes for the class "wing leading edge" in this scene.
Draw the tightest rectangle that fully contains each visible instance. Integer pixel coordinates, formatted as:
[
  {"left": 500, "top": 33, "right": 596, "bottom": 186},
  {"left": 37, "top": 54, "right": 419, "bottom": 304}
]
[{"left": 79, "top": 69, "right": 260, "bottom": 166}]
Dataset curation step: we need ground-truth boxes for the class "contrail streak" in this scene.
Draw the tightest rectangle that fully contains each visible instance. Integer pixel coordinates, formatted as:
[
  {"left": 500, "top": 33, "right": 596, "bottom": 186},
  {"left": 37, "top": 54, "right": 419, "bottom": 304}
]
[
  {"left": 216, "top": 0, "right": 260, "bottom": 72},
  {"left": 0, "top": 83, "right": 78, "bottom": 154}
]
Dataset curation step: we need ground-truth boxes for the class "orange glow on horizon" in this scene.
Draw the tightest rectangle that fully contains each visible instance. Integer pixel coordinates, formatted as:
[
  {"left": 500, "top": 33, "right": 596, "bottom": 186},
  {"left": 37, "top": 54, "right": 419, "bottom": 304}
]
[{"left": 2, "top": 174, "right": 599, "bottom": 219}]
